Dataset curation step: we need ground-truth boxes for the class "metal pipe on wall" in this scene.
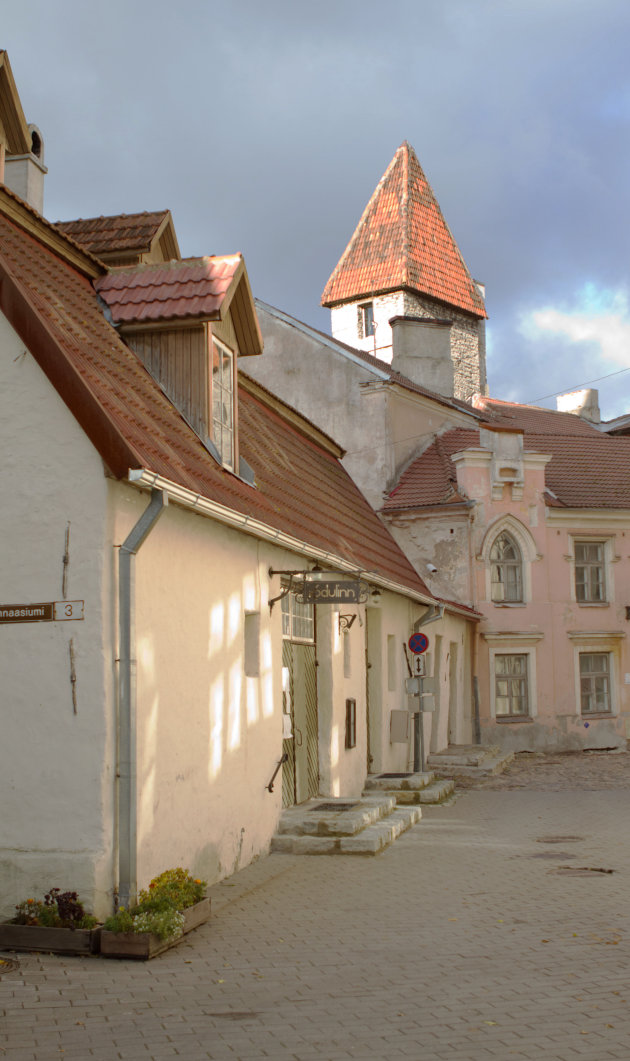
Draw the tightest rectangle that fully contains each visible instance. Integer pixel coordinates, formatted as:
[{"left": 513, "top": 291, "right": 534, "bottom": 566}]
[{"left": 117, "top": 488, "right": 167, "bottom": 911}]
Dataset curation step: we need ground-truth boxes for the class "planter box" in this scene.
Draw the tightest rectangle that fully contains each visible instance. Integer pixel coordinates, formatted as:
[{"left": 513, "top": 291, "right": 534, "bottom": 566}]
[
  {"left": 100, "top": 897, "right": 211, "bottom": 960},
  {"left": 0, "top": 922, "right": 101, "bottom": 956}
]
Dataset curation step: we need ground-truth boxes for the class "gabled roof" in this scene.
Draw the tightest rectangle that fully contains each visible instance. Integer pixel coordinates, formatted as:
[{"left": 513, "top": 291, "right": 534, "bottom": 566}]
[
  {"left": 55, "top": 210, "right": 180, "bottom": 264},
  {"left": 322, "top": 141, "right": 486, "bottom": 319},
  {"left": 385, "top": 404, "right": 630, "bottom": 512},
  {"left": 95, "top": 256, "right": 263, "bottom": 356},
  {"left": 0, "top": 51, "right": 30, "bottom": 155},
  {"left": 0, "top": 199, "right": 432, "bottom": 601}
]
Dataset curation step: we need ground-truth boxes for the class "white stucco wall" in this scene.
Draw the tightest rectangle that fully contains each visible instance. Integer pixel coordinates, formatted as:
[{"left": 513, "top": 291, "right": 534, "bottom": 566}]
[{"left": 0, "top": 313, "right": 114, "bottom": 920}]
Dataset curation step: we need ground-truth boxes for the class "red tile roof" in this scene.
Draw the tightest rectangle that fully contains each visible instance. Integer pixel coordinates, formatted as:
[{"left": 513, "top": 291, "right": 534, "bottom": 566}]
[
  {"left": 95, "top": 256, "right": 243, "bottom": 325},
  {"left": 56, "top": 211, "right": 172, "bottom": 257},
  {"left": 0, "top": 201, "right": 432, "bottom": 600},
  {"left": 385, "top": 405, "right": 630, "bottom": 512},
  {"left": 322, "top": 142, "right": 486, "bottom": 318},
  {"left": 385, "top": 430, "right": 478, "bottom": 511},
  {"left": 474, "top": 396, "right": 602, "bottom": 437}
]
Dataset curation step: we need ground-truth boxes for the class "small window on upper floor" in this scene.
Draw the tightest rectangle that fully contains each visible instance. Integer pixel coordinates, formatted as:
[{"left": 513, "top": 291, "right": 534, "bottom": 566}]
[
  {"left": 211, "top": 338, "right": 235, "bottom": 471},
  {"left": 490, "top": 532, "right": 523, "bottom": 603},
  {"left": 575, "top": 541, "right": 606, "bottom": 603},
  {"left": 359, "top": 301, "right": 375, "bottom": 338}
]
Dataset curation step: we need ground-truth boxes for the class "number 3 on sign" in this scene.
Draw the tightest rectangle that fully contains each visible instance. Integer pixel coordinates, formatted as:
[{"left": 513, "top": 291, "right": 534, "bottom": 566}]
[{"left": 53, "top": 601, "right": 85, "bottom": 621}]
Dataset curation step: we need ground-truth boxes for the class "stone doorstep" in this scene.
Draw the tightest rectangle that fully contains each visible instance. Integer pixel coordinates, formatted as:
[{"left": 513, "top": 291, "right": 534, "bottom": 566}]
[
  {"left": 271, "top": 806, "right": 421, "bottom": 856},
  {"left": 390, "top": 778, "right": 455, "bottom": 804},
  {"left": 430, "top": 751, "right": 515, "bottom": 778},
  {"left": 275, "top": 794, "right": 396, "bottom": 838},
  {"left": 364, "top": 770, "right": 435, "bottom": 791}
]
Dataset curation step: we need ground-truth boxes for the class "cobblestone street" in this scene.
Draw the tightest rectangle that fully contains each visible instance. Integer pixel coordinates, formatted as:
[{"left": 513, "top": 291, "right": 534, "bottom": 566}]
[{"left": 2, "top": 751, "right": 630, "bottom": 1061}]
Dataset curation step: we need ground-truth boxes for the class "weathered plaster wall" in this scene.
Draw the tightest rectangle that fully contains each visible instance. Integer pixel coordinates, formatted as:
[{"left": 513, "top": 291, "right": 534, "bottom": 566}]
[
  {"left": 0, "top": 313, "right": 114, "bottom": 920},
  {"left": 112, "top": 486, "right": 288, "bottom": 891}
]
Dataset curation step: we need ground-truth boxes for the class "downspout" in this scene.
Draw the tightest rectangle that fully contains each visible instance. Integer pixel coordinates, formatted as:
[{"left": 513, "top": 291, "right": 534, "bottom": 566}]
[
  {"left": 117, "top": 488, "right": 168, "bottom": 910},
  {"left": 468, "top": 503, "right": 481, "bottom": 744}
]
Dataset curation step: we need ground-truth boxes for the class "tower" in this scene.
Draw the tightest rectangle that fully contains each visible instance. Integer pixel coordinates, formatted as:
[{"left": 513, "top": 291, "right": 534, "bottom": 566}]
[{"left": 321, "top": 142, "right": 487, "bottom": 400}]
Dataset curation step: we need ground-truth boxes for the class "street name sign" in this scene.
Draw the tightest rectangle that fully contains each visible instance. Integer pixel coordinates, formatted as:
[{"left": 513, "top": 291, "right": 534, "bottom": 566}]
[{"left": 0, "top": 601, "right": 84, "bottom": 624}]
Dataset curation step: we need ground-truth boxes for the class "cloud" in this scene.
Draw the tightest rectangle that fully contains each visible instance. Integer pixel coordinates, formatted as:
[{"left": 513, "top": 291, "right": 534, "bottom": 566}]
[{"left": 521, "top": 283, "right": 630, "bottom": 368}]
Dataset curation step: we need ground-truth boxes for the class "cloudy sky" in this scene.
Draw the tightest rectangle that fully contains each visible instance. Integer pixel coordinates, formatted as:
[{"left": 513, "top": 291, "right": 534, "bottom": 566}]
[{"left": 5, "top": 0, "right": 630, "bottom": 418}]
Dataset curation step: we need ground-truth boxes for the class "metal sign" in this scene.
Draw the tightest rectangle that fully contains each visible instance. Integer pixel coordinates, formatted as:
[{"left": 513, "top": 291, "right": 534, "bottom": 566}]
[
  {"left": 412, "top": 654, "right": 426, "bottom": 677},
  {"left": 0, "top": 601, "right": 84, "bottom": 625},
  {"left": 408, "top": 632, "right": 429, "bottom": 655},
  {"left": 295, "top": 580, "right": 369, "bottom": 605}
]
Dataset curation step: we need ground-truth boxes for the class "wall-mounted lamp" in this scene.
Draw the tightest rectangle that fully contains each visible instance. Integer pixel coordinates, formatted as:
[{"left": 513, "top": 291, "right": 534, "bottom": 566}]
[{"left": 370, "top": 587, "right": 382, "bottom": 607}]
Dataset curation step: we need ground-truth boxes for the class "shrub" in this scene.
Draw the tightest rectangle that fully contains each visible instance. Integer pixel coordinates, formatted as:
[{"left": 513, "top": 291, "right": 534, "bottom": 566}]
[{"left": 14, "top": 889, "right": 97, "bottom": 930}]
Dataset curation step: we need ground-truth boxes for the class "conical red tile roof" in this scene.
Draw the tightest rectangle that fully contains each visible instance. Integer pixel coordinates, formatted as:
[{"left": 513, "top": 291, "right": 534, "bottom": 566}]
[{"left": 322, "top": 142, "right": 486, "bottom": 318}]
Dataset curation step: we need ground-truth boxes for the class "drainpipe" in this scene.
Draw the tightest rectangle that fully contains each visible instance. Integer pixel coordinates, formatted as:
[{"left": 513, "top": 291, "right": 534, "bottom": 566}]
[
  {"left": 118, "top": 489, "right": 168, "bottom": 910},
  {"left": 467, "top": 504, "right": 481, "bottom": 745}
]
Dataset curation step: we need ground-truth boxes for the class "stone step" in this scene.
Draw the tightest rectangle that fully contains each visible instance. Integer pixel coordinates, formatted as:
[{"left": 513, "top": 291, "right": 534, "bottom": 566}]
[
  {"left": 428, "top": 748, "right": 515, "bottom": 778},
  {"left": 271, "top": 806, "right": 421, "bottom": 856},
  {"left": 364, "top": 771, "right": 435, "bottom": 792},
  {"left": 365, "top": 777, "right": 455, "bottom": 805},
  {"left": 275, "top": 795, "right": 395, "bottom": 837}
]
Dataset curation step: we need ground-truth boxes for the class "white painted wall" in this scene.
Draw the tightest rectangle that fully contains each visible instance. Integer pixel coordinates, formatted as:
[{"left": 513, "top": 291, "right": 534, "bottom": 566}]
[{"left": 0, "top": 313, "right": 115, "bottom": 920}]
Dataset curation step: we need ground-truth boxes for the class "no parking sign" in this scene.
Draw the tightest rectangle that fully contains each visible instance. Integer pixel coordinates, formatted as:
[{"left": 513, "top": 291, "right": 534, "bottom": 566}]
[{"left": 408, "top": 632, "right": 429, "bottom": 655}]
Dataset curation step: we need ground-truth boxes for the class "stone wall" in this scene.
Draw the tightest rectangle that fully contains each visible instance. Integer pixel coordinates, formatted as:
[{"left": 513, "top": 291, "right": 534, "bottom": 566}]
[{"left": 329, "top": 290, "right": 486, "bottom": 401}]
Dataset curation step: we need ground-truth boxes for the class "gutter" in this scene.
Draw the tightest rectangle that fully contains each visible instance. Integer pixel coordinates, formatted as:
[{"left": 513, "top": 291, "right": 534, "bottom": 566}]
[
  {"left": 117, "top": 488, "right": 168, "bottom": 910},
  {"left": 127, "top": 468, "right": 436, "bottom": 607}
]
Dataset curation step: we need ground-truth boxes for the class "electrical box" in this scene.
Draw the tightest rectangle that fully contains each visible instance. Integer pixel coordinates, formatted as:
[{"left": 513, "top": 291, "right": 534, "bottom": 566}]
[{"left": 390, "top": 710, "right": 409, "bottom": 743}]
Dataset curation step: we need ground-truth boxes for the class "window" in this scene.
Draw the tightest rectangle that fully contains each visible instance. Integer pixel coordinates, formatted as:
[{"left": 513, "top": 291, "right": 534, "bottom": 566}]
[
  {"left": 359, "top": 301, "right": 375, "bottom": 338},
  {"left": 494, "top": 654, "right": 529, "bottom": 716},
  {"left": 211, "top": 338, "right": 235, "bottom": 470},
  {"left": 580, "top": 653, "right": 611, "bottom": 714},
  {"left": 490, "top": 532, "right": 522, "bottom": 602},
  {"left": 345, "top": 698, "right": 357, "bottom": 749},
  {"left": 281, "top": 587, "right": 315, "bottom": 643},
  {"left": 575, "top": 541, "right": 605, "bottom": 602}
]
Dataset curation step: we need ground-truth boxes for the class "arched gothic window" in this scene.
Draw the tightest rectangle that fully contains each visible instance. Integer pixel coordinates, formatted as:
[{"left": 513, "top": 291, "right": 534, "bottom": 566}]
[{"left": 490, "top": 532, "right": 523, "bottom": 602}]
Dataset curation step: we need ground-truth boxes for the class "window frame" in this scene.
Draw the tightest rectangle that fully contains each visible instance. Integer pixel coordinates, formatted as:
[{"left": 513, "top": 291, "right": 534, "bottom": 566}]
[
  {"left": 484, "top": 634, "right": 541, "bottom": 722},
  {"left": 209, "top": 335, "right": 237, "bottom": 472},
  {"left": 281, "top": 585, "right": 315, "bottom": 644},
  {"left": 579, "top": 651, "right": 612, "bottom": 715},
  {"left": 573, "top": 539, "right": 607, "bottom": 604},
  {"left": 493, "top": 653, "right": 530, "bottom": 718},
  {"left": 489, "top": 531, "right": 523, "bottom": 603},
  {"left": 358, "top": 301, "right": 375, "bottom": 338}
]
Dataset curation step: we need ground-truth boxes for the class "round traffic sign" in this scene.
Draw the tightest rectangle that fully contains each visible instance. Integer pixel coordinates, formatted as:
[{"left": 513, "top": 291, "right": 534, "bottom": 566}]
[{"left": 408, "top": 632, "right": 429, "bottom": 655}]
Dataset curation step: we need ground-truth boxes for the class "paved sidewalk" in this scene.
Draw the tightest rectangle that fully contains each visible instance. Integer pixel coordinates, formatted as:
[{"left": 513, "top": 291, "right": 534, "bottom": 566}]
[{"left": 2, "top": 754, "right": 630, "bottom": 1061}]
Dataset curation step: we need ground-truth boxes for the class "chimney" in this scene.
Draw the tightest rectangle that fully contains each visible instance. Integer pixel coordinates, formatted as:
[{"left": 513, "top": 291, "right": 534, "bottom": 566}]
[
  {"left": 390, "top": 316, "right": 454, "bottom": 396},
  {"left": 556, "top": 388, "right": 600, "bottom": 424},
  {"left": 4, "top": 124, "right": 47, "bottom": 215}
]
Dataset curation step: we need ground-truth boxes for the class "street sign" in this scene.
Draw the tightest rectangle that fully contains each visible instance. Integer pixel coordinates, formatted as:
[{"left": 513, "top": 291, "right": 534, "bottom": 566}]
[
  {"left": 412, "top": 654, "right": 426, "bottom": 677},
  {"left": 408, "top": 632, "right": 429, "bottom": 655},
  {"left": 0, "top": 601, "right": 84, "bottom": 625}
]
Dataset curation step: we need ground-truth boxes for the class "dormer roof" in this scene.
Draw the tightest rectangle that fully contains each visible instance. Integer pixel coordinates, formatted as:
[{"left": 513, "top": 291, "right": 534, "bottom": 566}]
[
  {"left": 322, "top": 141, "right": 486, "bottom": 319},
  {"left": 56, "top": 210, "right": 181, "bottom": 265},
  {"left": 95, "top": 255, "right": 263, "bottom": 355},
  {"left": 0, "top": 51, "right": 30, "bottom": 155}
]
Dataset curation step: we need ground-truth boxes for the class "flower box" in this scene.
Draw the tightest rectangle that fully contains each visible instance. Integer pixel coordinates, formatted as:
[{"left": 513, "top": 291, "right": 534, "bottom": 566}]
[
  {"left": 0, "top": 921, "right": 101, "bottom": 956},
  {"left": 100, "top": 897, "right": 210, "bottom": 960}
]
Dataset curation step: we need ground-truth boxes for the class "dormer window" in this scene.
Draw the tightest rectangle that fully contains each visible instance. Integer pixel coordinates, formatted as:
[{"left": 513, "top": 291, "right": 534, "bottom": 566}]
[
  {"left": 359, "top": 301, "right": 375, "bottom": 338},
  {"left": 211, "top": 338, "right": 235, "bottom": 470}
]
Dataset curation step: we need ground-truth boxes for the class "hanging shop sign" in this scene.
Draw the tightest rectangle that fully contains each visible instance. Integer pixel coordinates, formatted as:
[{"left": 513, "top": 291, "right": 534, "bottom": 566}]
[
  {"left": 295, "top": 579, "right": 369, "bottom": 605},
  {"left": 0, "top": 601, "right": 84, "bottom": 625}
]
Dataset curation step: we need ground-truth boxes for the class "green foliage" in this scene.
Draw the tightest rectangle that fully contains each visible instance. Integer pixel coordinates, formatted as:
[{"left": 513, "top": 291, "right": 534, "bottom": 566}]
[
  {"left": 138, "top": 867, "right": 206, "bottom": 911},
  {"left": 14, "top": 889, "right": 97, "bottom": 929},
  {"left": 104, "top": 867, "right": 206, "bottom": 939}
]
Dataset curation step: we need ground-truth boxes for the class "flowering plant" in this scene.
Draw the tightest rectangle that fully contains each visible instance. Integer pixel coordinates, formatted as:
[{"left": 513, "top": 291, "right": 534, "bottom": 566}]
[
  {"left": 14, "top": 888, "right": 97, "bottom": 930},
  {"left": 103, "top": 867, "right": 206, "bottom": 942}
]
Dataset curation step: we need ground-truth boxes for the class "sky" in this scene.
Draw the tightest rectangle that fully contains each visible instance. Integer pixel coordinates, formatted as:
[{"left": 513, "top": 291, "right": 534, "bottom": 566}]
[{"left": 5, "top": 0, "right": 630, "bottom": 419}]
